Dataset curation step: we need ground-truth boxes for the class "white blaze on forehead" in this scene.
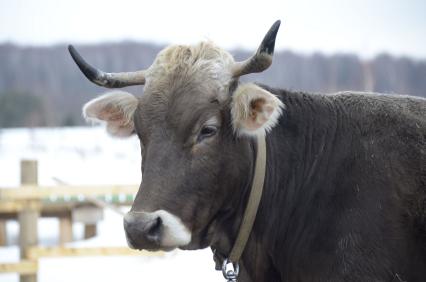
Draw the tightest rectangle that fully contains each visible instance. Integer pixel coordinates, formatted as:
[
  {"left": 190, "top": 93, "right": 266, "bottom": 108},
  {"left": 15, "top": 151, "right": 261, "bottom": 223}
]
[{"left": 153, "top": 210, "right": 192, "bottom": 247}]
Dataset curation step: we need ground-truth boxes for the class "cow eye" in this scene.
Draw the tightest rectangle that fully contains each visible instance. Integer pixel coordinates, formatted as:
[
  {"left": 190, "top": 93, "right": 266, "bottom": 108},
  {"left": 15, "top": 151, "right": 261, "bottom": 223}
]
[{"left": 197, "top": 125, "right": 218, "bottom": 142}]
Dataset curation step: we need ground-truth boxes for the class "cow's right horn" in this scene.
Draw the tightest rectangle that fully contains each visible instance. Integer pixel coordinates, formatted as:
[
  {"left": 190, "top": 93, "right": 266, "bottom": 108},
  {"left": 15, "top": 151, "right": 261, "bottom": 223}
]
[
  {"left": 232, "top": 20, "right": 281, "bottom": 78},
  {"left": 68, "top": 45, "right": 146, "bottom": 88}
]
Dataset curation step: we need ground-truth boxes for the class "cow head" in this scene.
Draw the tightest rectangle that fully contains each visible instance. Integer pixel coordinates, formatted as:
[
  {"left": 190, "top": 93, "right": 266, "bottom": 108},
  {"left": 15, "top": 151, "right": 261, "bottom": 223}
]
[{"left": 69, "top": 21, "right": 284, "bottom": 251}]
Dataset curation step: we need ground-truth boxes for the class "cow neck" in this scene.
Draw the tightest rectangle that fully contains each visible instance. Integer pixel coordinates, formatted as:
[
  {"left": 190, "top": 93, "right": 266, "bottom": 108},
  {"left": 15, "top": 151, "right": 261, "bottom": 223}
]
[{"left": 215, "top": 134, "right": 267, "bottom": 280}]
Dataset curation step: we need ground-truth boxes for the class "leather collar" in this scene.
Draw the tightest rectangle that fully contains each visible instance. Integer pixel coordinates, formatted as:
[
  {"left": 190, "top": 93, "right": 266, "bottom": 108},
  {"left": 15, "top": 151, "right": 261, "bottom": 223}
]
[{"left": 213, "top": 134, "right": 267, "bottom": 268}]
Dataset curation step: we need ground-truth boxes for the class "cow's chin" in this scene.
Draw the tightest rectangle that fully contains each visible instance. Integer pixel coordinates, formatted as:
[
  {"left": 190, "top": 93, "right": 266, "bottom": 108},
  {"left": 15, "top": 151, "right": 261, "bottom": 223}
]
[
  {"left": 127, "top": 241, "right": 185, "bottom": 252},
  {"left": 133, "top": 245, "right": 195, "bottom": 252},
  {"left": 129, "top": 229, "right": 213, "bottom": 252},
  {"left": 125, "top": 226, "right": 193, "bottom": 252},
  {"left": 179, "top": 216, "right": 220, "bottom": 251},
  {"left": 178, "top": 240, "right": 210, "bottom": 251}
]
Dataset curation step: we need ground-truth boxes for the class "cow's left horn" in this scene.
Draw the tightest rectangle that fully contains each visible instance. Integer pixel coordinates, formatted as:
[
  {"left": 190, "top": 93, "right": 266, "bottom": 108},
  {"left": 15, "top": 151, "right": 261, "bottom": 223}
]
[
  {"left": 232, "top": 20, "right": 281, "bottom": 78},
  {"left": 68, "top": 45, "right": 146, "bottom": 88}
]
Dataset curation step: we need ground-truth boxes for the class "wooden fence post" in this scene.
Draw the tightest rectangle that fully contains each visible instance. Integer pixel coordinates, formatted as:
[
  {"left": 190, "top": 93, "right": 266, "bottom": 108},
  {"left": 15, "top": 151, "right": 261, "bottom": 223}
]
[
  {"left": 0, "top": 220, "right": 6, "bottom": 245},
  {"left": 59, "top": 215, "right": 72, "bottom": 244},
  {"left": 18, "top": 160, "right": 39, "bottom": 282},
  {"left": 73, "top": 205, "right": 102, "bottom": 239},
  {"left": 84, "top": 224, "right": 97, "bottom": 239}
]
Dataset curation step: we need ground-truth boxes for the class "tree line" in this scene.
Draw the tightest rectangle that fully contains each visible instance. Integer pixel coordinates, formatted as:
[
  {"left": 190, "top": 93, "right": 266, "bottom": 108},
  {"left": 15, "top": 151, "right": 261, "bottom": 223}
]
[{"left": 0, "top": 42, "right": 425, "bottom": 128}]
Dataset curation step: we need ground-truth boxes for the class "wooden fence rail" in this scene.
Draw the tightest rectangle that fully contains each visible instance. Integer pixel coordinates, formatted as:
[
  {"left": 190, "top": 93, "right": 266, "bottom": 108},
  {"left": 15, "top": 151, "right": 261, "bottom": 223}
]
[
  {"left": 0, "top": 247, "right": 162, "bottom": 275},
  {"left": 0, "top": 185, "right": 138, "bottom": 201},
  {"left": 26, "top": 246, "right": 159, "bottom": 260},
  {"left": 0, "top": 261, "right": 38, "bottom": 275},
  {"left": 0, "top": 160, "right": 152, "bottom": 282}
]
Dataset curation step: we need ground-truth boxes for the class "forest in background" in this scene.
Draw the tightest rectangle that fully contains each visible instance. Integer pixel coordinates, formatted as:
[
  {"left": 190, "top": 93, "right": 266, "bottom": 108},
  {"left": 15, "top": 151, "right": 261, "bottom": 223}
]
[{"left": 0, "top": 42, "right": 425, "bottom": 128}]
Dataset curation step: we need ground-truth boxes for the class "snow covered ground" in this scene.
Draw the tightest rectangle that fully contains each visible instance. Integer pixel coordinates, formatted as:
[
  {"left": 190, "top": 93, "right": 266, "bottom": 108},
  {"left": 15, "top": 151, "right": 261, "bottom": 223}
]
[{"left": 0, "top": 126, "right": 223, "bottom": 282}]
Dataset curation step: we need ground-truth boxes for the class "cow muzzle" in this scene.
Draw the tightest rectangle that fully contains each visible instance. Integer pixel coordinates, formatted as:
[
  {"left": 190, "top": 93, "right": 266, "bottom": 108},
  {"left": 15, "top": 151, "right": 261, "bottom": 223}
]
[{"left": 123, "top": 210, "right": 192, "bottom": 251}]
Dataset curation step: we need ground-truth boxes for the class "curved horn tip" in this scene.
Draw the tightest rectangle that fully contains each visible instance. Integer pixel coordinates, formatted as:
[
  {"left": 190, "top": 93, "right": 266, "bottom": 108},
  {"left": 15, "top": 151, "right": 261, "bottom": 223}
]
[
  {"left": 68, "top": 44, "right": 82, "bottom": 63},
  {"left": 68, "top": 45, "right": 81, "bottom": 61},
  {"left": 67, "top": 44, "right": 106, "bottom": 86},
  {"left": 68, "top": 44, "right": 74, "bottom": 53},
  {"left": 259, "top": 20, "right": 281, "bottom": 55}
]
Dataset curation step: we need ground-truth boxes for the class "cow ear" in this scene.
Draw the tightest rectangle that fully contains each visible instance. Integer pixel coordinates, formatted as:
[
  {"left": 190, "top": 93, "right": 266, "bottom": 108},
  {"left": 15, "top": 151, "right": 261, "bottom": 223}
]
[
  {"left": 83, "top": 91, "right": 138, "bottom": 137},
  {"left": 231, "top": 83, "right": 284, "bottom": 136}
]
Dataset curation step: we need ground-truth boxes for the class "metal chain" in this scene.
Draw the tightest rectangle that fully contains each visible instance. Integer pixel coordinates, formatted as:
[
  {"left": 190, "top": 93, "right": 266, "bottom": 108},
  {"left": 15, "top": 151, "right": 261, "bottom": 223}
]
[
  {"left": 223, "top": 270, "right": 237, "bottom": 282},
  {"left": 222, "top": 259, "right": 239, "bottom": 282}
]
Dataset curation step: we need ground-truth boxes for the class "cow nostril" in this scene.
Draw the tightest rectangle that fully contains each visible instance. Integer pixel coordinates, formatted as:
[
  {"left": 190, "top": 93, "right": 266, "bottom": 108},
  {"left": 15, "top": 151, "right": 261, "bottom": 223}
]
[{"left": 147, "top": 216, "right": 162, "bottom": 239}]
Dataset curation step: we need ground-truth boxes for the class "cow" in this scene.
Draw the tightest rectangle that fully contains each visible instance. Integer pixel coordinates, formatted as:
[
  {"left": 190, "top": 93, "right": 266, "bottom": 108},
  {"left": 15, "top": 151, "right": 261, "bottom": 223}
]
[{"left": 69, "top": 20, "right": 426, "bottom": 281}]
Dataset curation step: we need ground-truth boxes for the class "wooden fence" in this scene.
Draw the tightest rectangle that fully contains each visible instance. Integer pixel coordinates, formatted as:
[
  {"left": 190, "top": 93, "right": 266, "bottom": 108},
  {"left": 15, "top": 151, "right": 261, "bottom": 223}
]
[
  {"left": 0, "top": 160, "right": 161, "bottom": 282},
  {"left": 0, "top": 246, "right": 161, "bottom": 275}
]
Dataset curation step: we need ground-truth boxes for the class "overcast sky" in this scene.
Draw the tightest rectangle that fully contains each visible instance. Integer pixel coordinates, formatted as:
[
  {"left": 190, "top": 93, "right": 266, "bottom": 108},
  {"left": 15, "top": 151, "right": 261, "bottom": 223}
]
[{"left": 1, "top": 0, "right": 425, "bottom": 59}]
